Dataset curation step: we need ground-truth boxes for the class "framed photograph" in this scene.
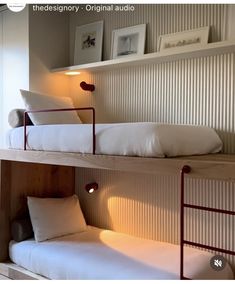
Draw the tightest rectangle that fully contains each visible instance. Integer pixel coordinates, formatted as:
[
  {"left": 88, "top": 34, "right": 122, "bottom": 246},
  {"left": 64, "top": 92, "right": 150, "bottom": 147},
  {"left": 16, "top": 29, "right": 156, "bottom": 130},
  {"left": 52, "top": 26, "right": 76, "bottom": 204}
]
[
  {"left": 158, "top": 26, "right": 210, "bottom": 52},
  {"left": 74, "top": 21, "right": 103, "bottom": 65},
  {"left": 111, "top": 24, "right": 146, "bottom": 59}
]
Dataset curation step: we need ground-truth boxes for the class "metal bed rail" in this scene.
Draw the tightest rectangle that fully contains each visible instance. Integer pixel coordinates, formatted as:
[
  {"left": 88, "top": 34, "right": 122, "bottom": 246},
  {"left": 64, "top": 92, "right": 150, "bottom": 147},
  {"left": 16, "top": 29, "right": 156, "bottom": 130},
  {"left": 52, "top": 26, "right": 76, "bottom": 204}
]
[
  {"left": 180, "top": 165, "right": 235, "bottom": 280},
  {"left": 24, "top": 107, "right": 96, "bottom": 154}
]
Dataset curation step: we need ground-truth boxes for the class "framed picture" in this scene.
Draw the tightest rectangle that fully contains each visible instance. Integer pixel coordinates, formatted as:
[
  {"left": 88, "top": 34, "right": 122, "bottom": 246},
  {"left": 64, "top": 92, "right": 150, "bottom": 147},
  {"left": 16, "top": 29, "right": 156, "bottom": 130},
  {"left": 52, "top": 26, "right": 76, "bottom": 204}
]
[
  {"left": 74, "top": 21, "right": 103, "bottom": 65},
  {"left": 111, "top": 24, "right": 146, "bottom": 59},
  {"left": 158, "top": 26, "right": 210, "bottom": 52}
]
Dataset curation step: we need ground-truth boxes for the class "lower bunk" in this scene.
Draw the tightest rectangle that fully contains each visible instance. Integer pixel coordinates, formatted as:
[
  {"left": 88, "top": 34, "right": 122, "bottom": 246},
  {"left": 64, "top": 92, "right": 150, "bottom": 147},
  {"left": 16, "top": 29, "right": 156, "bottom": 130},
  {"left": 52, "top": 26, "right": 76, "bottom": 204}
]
[
  {"left": 0, "top": 158, "right": 234, "bottom": 280},
  {"left": 6, "top": 226, "right": 234, "bottom": 280}
]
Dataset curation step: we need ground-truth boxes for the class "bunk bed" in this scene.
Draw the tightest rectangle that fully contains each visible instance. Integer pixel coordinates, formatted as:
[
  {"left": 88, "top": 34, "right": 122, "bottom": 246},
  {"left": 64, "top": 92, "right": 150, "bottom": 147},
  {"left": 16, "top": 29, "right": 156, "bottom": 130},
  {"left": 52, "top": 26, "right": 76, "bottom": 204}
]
[
  {"left": 0, "top": 108, "right": 234, "bottom": 280},
  {"left": 0, "top": 150, "right": 234, "bottom": 279}
]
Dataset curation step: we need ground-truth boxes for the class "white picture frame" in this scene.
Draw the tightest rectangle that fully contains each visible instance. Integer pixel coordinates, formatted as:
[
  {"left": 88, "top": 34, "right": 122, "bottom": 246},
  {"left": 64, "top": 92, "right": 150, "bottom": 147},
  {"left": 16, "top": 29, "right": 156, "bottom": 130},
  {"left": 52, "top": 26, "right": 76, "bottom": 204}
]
[
  {"left": 74, "top": 21, "right": 103, "bottom": 65},
  {"left": 158, "top": 26, "right": 210, "bottom": 52},
  {"left": 111, "top": 24, "right": 146, "bottom": 59}
]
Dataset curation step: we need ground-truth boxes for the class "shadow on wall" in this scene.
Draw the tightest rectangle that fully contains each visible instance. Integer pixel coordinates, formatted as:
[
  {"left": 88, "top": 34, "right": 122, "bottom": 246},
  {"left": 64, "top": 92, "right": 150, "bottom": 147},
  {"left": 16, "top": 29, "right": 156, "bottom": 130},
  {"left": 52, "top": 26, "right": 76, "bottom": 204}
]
[
  {"left": 30, "top": 55, "right": 70, "bottom": 97},
  {"left": 217, "top": 130, "right": 235, "bottom": 153}
]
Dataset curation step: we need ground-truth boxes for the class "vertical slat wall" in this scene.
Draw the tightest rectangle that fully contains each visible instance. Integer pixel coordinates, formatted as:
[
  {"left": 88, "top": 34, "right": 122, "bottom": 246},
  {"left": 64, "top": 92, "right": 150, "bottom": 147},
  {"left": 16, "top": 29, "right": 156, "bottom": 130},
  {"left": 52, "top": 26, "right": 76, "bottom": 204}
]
[
  {"left": 73, "top": 54, "right": 234, "bottom": 153},
  {"left": 77, "top": 170, "right": 180, "bottom": 242},
  {"left": 70, "top": 4, "right": 234, "bottom": 153},
  {"left": 73, "top": 4, "right": 235, "bottom": 272},
  {"left": 77, "top": 169, "right": 235, "bottom": 269},
  {"left": 185, "top": 178, "right": 235, "bottom": 268}
]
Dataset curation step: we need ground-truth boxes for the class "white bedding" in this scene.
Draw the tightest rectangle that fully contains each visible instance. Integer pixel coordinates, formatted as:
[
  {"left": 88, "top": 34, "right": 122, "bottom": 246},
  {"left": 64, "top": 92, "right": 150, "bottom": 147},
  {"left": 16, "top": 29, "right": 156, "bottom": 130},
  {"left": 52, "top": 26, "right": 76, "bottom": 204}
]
[
  {"left": 9, "top": 226, "right": 233, "bottom": 280},
  {"left": 7, "top": 123, "right": 222, "bottom": 157}
]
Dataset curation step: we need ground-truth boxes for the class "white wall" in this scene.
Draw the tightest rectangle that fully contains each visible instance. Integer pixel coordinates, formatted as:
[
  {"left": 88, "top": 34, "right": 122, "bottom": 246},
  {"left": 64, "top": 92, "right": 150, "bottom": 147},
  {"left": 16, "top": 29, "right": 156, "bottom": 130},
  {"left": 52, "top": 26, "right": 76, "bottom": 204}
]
[
  {"left": 0, "top": 6, "right": 71, "bottom": 148},
  {"left": 0, "top": 7, "right": 29, "bottom": 147},
  {"left": 28, "top": 7, "right": 70, "bottom": 97}
]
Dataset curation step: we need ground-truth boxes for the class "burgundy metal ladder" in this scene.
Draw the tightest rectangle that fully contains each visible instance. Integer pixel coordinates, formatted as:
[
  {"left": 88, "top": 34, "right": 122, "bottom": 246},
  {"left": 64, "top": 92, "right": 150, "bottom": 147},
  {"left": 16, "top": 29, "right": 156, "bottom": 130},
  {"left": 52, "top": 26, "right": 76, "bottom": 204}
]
[{"left": 180, "top": 165, "right": 235, "bottom": 280}]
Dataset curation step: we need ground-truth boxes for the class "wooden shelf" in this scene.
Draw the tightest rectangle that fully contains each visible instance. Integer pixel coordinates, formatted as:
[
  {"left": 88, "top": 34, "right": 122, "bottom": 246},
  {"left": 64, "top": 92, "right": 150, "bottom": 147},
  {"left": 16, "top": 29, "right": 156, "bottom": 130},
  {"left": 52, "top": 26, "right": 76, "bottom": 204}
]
[
  {"left": 51, "top": 40, "right": 235, "bottom": 74},
  {"left": 1, "top": 149, "right": 235, "bottom": 181}
]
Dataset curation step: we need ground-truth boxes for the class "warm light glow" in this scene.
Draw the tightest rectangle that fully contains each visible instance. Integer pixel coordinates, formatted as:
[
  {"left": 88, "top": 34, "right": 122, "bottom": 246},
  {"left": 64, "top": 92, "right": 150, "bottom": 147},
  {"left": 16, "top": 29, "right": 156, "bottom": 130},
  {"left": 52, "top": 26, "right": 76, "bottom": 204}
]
[
  {"left": 98, "top": 230, "right": 159, "bottom": 271},
  {"left": 65, "top": 71, "right": 81, "bottom": 76},
  {"left": 89, "top": 188, "right": 95, "bottom": 194}
]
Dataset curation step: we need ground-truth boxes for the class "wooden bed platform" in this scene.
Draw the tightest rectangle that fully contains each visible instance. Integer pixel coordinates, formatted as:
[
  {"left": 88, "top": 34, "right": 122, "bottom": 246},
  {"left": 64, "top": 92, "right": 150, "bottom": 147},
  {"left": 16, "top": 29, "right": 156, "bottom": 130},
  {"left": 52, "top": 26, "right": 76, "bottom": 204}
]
[
  {"left": 1, "top": 149, "right": 235, "bottom": 180},
  {"left": 0, "top": 262, "right": 47, "bottom": 280},
  {"left": 0, "top": 149, "right": 235, "bottom": 279},
  {"left": 0, "top": 151, "right": 75, "bottom": 279}
]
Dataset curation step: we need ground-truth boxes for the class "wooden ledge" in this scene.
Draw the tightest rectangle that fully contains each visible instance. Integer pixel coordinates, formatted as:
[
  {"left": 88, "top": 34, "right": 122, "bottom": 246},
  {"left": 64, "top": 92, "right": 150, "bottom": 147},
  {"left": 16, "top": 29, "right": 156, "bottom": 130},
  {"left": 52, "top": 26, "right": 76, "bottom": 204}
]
[
  {"left": 1, "top": 149, "right": 235, "bottom": 180},
  {"left": 0, "top": 262, "right": 47, "bottom": 280},
  {"left": 51, "top": 40, "right": 235, "bottom": 74}
]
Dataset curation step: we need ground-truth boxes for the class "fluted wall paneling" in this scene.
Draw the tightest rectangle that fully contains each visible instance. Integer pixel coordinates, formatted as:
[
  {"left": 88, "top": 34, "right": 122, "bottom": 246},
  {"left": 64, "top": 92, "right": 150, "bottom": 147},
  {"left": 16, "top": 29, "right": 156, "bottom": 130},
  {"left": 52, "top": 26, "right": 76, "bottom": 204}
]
[
  {"left": 71, "top": 4, "right": 235, "bottom": 273},
  {"left": 76, "top": 169, "right": 235, "bottom": 269},
  {"left": 73, "top": 53, "right": 234, "bottom": 153}
]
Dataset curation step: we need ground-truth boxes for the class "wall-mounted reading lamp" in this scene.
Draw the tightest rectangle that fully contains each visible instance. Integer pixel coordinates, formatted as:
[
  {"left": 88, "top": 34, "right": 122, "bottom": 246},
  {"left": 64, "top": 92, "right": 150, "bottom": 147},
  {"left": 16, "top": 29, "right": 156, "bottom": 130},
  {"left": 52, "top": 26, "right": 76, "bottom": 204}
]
[
  {"left": 64, "top": 72, "right": 95, "bottom": 92},
  {"left": 80, "top": 81, "right": 95, "bottom": 92},
  {"left": 85, "top": 182, "right": 99, "bottom": 194}
]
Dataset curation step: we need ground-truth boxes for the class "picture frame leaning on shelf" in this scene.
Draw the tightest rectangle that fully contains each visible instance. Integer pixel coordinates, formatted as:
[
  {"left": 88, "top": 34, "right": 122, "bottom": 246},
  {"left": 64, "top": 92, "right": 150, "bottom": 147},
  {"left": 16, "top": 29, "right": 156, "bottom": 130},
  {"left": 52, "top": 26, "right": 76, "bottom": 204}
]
[
  {"left": 158, "top": 26, "right": 210, "bottom": 52},
  {"left": 74, "top": 21, "right": 104, "bottom": 65},
  {"left": 111, "top": 24, "right": 146, "bottom": 59}
]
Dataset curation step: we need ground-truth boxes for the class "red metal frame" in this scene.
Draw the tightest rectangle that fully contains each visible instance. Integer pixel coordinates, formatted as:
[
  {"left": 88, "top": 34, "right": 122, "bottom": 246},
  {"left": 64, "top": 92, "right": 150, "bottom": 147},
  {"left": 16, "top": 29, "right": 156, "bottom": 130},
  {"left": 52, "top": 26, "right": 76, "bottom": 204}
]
[
  {"left": 180, "top": 165, "right": 235, "bottom": 280},
  {"left": 24, "top": 107, "right": 96, "bottom": 154}
]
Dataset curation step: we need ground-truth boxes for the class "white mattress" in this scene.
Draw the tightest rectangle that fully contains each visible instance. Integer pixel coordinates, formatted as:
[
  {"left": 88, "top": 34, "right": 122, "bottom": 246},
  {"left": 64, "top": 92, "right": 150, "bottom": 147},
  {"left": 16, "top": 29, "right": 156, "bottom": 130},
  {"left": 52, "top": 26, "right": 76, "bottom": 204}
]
[
  {"left": 9, "top": 226, "right": 233, "bottom": 280},
  {"left": 7, "top": 123, "right": 222, "bottom": 157}
]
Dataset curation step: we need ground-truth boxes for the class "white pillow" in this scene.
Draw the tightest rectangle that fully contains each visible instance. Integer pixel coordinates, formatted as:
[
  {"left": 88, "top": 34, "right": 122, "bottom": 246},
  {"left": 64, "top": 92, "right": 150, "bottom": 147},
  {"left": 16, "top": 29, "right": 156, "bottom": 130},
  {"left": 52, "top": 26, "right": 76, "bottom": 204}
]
[
  {"left": 27, "top": 195, "right": 87, "bottom": 242},
  {"left": 20, "top": 89, "right": 82, "bottom": 125}
]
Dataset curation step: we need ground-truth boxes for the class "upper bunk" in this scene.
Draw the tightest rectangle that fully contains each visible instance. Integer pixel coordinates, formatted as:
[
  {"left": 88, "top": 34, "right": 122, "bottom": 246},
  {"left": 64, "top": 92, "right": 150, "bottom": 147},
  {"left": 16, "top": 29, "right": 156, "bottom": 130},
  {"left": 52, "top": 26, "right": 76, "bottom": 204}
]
[
  {"left": 3, "top": 92, "right": 235, "bottom": 182},
  {"left": 1, "top": 149, "right": 235, "bottom": 181}
]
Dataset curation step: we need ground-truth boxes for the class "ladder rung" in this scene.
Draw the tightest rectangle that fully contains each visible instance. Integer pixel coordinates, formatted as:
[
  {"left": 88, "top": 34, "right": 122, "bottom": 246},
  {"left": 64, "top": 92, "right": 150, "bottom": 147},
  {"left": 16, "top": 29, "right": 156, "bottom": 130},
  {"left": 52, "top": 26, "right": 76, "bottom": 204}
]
[
  {"left": 184, "top": 203, "right": 235, "bottom": 215},
  {"left": 183, "top": 240, "right": 235, "bottom": 256}
]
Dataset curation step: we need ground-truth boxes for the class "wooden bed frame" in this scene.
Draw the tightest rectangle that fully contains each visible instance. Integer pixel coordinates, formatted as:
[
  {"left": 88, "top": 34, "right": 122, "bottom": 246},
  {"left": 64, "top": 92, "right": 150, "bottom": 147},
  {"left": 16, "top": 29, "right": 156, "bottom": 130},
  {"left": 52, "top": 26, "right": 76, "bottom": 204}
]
[
  {"left": 1, "top": 149, "right": 235, "bottom": 179},
  {"left": 0, "top": 149, "right": 234, "bottom": 279},
  {"left": 0, "top": 262, "right": 47, "bottom": 280},
  {"left": 0, "top": 155, "right": 75, "bottom": 279}
]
